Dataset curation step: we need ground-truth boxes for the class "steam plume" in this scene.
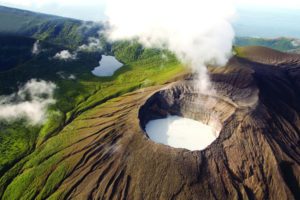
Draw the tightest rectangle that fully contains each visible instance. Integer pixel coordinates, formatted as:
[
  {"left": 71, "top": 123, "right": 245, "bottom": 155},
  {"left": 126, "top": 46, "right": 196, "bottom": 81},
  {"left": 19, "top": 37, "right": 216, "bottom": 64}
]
[{"left": 105, "top": 0, "right": 235, "bottom": 91}]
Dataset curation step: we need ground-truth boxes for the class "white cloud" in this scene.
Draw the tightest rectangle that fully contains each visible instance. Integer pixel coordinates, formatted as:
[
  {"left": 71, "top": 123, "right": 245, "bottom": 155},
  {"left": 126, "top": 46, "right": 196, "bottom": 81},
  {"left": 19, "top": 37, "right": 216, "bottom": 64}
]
[
  {"left": 53, "top": 50, "right": 77, "bottom": 61},
  {"left": 56, "top": 71, "right": 77, "bottom": 80},
  {"left": 78, "top": 37, "right": 103, "bottom": 52},
  {"left": 291, "top": 39, "right": 300, "bottom": 47},
  {"left": 77, "top": 22, "right": 104, "bottom": 52},
  {"left": 1, "top": 0, "right": 300, "bottom": 21},
  {"left": 0, "top": 79, "right": 56, "bottom": 125},
  {"left": 105, "top": 0, "right": 235, "bottom": 92},
  {"left": 68, "top": 74, "right": 76, "bottom": 80},
  {"left": 32, "top": 40, "right": 41, "bottom": 55}
]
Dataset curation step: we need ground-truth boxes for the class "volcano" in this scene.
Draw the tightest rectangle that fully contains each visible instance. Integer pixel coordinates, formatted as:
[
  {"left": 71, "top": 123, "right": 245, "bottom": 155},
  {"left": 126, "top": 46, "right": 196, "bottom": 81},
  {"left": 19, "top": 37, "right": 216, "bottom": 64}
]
[
  {"left": 19, "top": 46, "right": 297, "bottom": 200},
  {"left": 1, "top": 46, "right": 300, "bottom": 200}
]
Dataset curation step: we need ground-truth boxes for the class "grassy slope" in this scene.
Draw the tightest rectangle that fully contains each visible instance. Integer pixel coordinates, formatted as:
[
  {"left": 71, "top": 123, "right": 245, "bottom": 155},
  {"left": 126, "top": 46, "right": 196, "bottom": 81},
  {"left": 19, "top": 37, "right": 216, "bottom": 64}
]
[
  {"left": 0, "top": 38, "right": 185, "bottom": 199},
  {"left": 0, "top": 35, "right": 102, "bottom": 177}
]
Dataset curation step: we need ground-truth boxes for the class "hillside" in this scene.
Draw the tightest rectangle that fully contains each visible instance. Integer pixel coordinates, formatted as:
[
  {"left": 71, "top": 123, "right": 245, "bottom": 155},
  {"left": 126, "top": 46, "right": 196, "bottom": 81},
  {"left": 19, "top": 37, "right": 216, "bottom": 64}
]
[
  {"left": 0, "top": 6, "right": 299, "bottom": 200},
  {"left": 0, "top": 35, "right": 36, "bottom": 71},
  {"left": 0, "top": 6, "right": 101, "bottom": 48},
  {"left": 0, "top": 34, "right": 184, "bottom": 199},
  {"left": 235, "top": 37, "right": 300, "bottom": 53},
  {"left": 0, "top": 45, "right": 299, "bottom": 199}
]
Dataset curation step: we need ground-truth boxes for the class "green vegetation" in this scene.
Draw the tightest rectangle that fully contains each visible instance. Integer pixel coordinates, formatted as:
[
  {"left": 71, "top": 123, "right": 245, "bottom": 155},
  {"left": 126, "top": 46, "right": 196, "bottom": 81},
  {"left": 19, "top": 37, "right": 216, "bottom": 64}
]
[
  {"left": 0, "top": 35, "right": 101, "bottom": 179},
  {"left": 0, "top": 33, "right": 184, "bottom": 199},
  {"left": 0, "top": 36, "right": 101, "bottom": 94},
  {"left": 0, "top": 121, "right": 40, "bottom": 177},
  {"left": 0, "top": 6, "right": 101, "bottom": 49},
  {"left": 0, "top": 6, "right": 185, "bottom": 199},
  {"left": 235, "top": 37, "right": 300, "bottom": 52},
  {"left": 1, "top": 6, "right": 300, "bottom": 199},
  {"left": 0, "top": 35, "right": 36, "bottom": 71}
]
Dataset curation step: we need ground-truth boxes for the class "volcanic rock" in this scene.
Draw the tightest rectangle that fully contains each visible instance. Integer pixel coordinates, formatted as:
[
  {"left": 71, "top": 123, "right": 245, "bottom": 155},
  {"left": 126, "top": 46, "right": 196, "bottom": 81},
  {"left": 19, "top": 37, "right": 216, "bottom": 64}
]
[{"left": 6, "top": 47, "right": 300, "bottom": 199}]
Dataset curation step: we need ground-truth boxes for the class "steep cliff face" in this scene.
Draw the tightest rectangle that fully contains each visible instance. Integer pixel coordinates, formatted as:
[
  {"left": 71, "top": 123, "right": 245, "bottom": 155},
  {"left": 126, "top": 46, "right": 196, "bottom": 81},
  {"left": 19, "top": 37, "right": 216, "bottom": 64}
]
[{"left": 1, "top": 47, "right": 299, "bottom": 200}]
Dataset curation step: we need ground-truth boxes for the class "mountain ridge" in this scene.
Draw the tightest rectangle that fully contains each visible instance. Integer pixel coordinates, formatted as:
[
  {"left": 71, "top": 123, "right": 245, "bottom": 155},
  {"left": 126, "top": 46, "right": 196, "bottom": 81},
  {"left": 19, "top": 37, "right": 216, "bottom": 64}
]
[{"left": 0, "top": 5, "right": 101, "bottom": 49}]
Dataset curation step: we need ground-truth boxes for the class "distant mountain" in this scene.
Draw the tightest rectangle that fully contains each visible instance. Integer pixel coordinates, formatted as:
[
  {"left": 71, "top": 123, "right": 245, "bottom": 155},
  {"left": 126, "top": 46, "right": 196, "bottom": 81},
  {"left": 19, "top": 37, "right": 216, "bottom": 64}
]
[
  {"left": 235, "top": 37, "right": 300, "bottom": 53},
  {"left": 0, "top": 6, "right": 102, "bottom": 49}
]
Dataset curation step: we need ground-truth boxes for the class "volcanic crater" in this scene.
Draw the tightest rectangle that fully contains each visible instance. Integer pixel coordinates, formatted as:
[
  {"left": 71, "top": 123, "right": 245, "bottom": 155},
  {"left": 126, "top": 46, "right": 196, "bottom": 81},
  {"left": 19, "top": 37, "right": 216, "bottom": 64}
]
[
  {"left": 15, "top": 47, "right": 299, "bottom": 200},
  {"left": 138, "top": 78, "right": 257, "bottom": 151}
]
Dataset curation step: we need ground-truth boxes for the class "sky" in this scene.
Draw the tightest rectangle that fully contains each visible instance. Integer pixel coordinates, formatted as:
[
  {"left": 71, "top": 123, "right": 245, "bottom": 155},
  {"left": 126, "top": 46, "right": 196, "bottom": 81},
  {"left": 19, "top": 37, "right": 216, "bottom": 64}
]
[
  {"left": 236, "top": 0, "right": 300, "bottom": 9},
  {"left": 234, "top": 6, "right": 300, "bottom": 38},
  {"left": 0, "top": 0, "right": 300, "bottom": 37},
  {"left": 1, "top": 0, "right": 300, "bottom": 21},
  {"left": 0, "top": 0, "right": 107, "bottom": 20}
]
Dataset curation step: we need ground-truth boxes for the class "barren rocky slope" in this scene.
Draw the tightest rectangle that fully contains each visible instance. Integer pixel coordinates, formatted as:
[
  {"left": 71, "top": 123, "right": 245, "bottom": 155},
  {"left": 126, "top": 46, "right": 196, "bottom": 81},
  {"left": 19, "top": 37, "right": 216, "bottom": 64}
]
[{"left": 1, "top": 47, "right": 300, "bottom": 200}]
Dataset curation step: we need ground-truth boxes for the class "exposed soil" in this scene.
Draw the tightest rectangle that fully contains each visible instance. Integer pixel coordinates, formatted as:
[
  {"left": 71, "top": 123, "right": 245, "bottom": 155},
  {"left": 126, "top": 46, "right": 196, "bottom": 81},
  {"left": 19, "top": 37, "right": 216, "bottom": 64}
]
[{"left": 15, "top": 47, "right": 300, "bottom": 200}]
